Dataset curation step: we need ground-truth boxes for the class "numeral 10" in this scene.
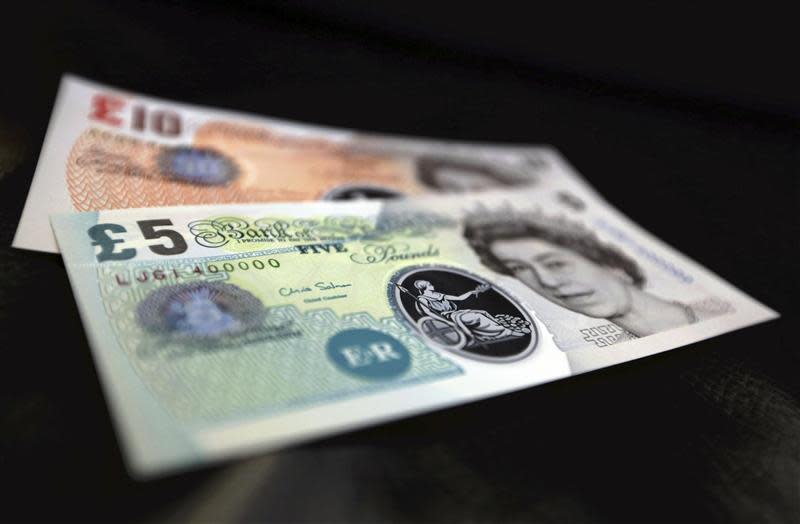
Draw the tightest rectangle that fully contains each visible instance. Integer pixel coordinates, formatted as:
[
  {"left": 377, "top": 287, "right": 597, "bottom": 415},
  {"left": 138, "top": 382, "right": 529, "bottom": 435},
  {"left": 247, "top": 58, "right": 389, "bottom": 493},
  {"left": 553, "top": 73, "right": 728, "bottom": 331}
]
[
  {"left": 131, "top": 106, "right": 181, "bottom": 136},
  {"left": 89, "top": 95, "right": 183, "bottom": 137}
]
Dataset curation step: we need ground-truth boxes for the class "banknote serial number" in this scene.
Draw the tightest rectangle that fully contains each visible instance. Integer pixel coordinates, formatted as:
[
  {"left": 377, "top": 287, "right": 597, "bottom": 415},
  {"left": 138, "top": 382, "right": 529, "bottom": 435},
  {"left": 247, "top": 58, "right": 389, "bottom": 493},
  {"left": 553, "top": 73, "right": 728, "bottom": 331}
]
[{"left": 112, "top": 259, "right": 281, "bottom": 287}]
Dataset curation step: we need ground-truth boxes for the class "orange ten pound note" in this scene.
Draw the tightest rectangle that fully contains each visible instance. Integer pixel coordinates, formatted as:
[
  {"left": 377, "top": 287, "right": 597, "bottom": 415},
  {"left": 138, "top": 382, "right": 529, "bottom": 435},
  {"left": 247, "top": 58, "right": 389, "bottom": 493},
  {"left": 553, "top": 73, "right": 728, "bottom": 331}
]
[{"left": 15, "top": 75, "right": 573, "bottom": 253}]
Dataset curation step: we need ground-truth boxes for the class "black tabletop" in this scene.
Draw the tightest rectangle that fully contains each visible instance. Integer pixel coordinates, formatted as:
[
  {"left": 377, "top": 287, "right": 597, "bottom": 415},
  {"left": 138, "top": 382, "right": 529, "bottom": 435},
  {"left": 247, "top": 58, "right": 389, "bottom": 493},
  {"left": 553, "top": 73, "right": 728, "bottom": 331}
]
[{"left": 1, "top": 2, "right": 797, "bottom": 523}]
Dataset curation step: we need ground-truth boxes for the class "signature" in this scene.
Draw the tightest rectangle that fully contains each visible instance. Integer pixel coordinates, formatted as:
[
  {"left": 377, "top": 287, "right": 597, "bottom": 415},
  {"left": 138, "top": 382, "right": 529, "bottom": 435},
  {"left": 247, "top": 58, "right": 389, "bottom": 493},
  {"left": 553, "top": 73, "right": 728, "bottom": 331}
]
[{"left": 279, "top": 281, "right": 353, "bottom": 297}]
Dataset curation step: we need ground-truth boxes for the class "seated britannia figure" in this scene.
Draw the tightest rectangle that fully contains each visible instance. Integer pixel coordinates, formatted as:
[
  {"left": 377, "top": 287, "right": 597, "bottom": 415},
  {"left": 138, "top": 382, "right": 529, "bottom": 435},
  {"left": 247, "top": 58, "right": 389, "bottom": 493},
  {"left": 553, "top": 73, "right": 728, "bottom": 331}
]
[{"left": 413, "top": 279, "right": 527, "bottom": 341}]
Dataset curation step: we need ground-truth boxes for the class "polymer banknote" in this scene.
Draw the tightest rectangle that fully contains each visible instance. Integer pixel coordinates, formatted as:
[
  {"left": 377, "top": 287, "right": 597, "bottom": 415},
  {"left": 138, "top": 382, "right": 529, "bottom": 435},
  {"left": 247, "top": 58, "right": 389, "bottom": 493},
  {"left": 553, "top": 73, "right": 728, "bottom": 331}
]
[
  {"left": 16, "top": 75, "right": 572, "bottom": 253},
  {"left": 50, "top": 186, "right": 776, "bottom": 476}
]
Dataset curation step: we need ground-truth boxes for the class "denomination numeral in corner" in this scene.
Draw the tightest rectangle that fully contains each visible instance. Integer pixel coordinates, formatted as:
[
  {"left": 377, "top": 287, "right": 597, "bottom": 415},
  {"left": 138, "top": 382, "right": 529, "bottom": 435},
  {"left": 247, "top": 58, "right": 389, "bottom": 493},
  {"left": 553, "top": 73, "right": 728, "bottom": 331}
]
[
  {"left": 88, "top": 219, "right": 188, "bottom": 262},
  {"left": 137, "top": 219, "right": 188, "bottom": 256},
  {"left": 88, "top": 94, "right": 182, "bottom": 137}
]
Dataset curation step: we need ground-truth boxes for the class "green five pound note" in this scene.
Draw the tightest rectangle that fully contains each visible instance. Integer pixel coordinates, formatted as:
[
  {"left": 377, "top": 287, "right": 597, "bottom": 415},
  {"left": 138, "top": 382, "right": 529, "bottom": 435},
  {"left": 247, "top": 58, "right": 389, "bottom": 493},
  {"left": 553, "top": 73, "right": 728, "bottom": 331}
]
[{"left": 51, "top": 185, "right": 777, "bottom": 477}]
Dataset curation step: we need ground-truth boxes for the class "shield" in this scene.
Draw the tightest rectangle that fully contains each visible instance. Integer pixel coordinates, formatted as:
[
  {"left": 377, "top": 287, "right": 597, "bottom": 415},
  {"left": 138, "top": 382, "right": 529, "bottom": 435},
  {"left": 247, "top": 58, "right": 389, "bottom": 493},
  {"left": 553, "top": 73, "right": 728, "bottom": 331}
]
[{"left": 417, "top": 316, "right": 467, "bottom": 350}]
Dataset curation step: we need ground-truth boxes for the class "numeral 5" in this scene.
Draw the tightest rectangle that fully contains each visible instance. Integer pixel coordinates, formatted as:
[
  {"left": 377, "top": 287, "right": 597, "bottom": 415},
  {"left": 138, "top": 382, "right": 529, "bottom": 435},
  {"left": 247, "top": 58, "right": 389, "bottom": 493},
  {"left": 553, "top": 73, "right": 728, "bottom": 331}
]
[
  {"left": 88, "top": 219, "right": 188, "bottom": 262},
  {"left": 137, "top": 219, "right": 188, "bottom": 255}
]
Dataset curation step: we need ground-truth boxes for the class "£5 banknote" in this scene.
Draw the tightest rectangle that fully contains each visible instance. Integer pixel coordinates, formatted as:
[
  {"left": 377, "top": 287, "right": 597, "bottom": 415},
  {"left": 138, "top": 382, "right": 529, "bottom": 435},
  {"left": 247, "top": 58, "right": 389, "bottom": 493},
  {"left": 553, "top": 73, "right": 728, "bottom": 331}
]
[
  {"left": 50, "top": 186, "right": 776, "bottom": 477},
  {"left": 16, "top": 75, "right": 577, "bottom": 253}
]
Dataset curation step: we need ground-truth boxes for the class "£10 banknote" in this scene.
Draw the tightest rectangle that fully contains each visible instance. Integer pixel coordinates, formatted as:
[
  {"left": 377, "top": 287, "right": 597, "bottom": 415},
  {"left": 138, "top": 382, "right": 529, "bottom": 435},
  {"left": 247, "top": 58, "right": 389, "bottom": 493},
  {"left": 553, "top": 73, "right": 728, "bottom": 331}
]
[
  {"left": 15, "top": 75, "right": 574, "bottom": 253},
  {"left": 50, "top": 185, "right": 776, "bottom": 477}
]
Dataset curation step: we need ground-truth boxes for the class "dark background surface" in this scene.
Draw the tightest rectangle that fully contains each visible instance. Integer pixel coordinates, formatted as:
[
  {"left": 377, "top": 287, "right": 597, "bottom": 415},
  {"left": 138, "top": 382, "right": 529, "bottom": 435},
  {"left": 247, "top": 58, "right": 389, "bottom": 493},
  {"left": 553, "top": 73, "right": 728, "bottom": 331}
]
[{"left": 0, "top": 2, "right": 798, "bottom": 522}]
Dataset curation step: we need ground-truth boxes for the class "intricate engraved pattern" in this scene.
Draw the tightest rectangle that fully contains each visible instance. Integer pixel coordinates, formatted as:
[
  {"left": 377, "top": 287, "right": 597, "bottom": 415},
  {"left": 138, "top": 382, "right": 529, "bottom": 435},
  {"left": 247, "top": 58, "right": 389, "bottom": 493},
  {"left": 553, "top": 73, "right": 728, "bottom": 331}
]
[
  {"left": 66, "top": 124, "right": 421, "bottom": 211},
  {"left": 67, "top": 130, "right": 257, "bottom": 211},
  {"left": 96, "top": 260, "right": 461, "bottom": 423}
]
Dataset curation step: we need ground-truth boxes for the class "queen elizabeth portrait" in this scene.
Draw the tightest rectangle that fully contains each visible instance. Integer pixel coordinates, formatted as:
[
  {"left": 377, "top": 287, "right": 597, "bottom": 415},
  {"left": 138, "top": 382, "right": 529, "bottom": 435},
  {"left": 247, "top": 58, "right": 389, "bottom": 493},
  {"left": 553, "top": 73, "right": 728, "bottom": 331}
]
[{"left": 464, "top": 210, "right": 705, "bottom": 338}]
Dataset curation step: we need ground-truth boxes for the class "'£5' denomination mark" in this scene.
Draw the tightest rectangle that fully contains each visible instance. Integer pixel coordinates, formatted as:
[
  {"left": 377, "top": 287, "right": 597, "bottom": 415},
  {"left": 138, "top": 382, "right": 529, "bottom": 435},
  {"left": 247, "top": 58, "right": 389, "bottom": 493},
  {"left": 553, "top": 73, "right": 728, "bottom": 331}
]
[{"left": 88, "top": 219, "right": 188, "bottom": 262}]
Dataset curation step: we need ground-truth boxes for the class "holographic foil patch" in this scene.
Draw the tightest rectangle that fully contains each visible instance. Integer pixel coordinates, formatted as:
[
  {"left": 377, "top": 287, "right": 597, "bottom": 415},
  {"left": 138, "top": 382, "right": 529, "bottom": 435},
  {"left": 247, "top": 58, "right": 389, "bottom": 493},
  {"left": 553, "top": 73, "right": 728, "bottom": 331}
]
[
  {"left": 137, "top": 282, "right": 264, "bottom": 338},
  {"left": 158, "top": 146, "right": 238, "bottom": 186}
]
